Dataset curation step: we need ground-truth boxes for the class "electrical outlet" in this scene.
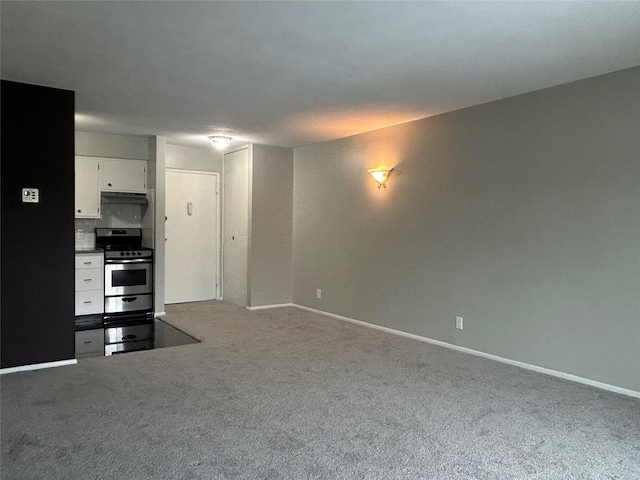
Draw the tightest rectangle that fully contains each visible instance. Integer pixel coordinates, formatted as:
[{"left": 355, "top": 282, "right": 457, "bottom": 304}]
[
  {"left": 316, "top": 288, "right": 322, "bottom": 299},
  {"left": 456, "top": 316, "right": 464, "bottom": 330},
  {"left": 76, "top": 229, "right": 85, "bottom": 239}
]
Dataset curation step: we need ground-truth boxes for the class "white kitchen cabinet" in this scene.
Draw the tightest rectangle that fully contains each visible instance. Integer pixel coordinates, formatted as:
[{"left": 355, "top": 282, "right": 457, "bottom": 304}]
[
  {"left": 75, "top": 291, "right": 104, "bottom": 316},
  {"left": 75, "top": 156, "right": 148, "bottom": 217},
  {"left": 74, "top": 267, "right": 103, "bottom": 291},
  {"left": 75, "top": 253, "right": 104, "bottom": 316},
  {"left": 102, "top": 158, "right": 147, "bottom": 193},
  {"left": 75, "top": 157, "right": 101, "bottom": 218}
]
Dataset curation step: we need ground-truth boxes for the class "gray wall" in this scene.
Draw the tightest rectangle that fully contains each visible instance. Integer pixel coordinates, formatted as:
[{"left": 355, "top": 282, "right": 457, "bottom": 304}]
[
  {"left": 222, "top": 144, "right": 293, "bottom": 308},
  {"left": 292, "top": 67, "right": 640, "bottom": 391},
  {"left": 148, "top": 136, "right": 166, "bottom": 314},
  {"left": 166, "top": 143, "right": 222, "bottom": 172},
  {"left": 250, "top": 144, "right": 293, "bottom": 307},
  {"left": 76, "top": 131, "right": 149, "bottom": 159}
]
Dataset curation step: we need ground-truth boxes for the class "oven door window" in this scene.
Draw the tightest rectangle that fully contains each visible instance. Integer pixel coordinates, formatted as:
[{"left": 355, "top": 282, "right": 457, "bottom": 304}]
[
  {"left": 105, "top": 263, "right": 153, "bottom": 296},
  {"left": 112, "top": 269, "right": 147, "bottom": 287}
]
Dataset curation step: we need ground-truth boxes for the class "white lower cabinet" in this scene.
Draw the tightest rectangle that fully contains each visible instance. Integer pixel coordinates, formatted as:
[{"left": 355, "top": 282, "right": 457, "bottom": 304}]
[
  {"left": 75, "top": 267, "right": 103, "bottom": 291},
  {"left": 75, "top": 253, "right": 104, "bottom": 316},
  {"left": 75, "top": 290, "right": 104, "bottom": 316}
]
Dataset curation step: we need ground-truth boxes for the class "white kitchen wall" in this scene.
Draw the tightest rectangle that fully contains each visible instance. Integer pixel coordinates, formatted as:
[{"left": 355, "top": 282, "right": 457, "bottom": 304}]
[{"left": 74, "top": 205, "right": 144, "bottom": 248}]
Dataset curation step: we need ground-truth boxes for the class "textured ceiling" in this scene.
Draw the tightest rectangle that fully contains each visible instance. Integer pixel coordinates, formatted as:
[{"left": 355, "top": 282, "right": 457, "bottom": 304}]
[{"left": 2, "top": 1, "right": 639, "bottom": 149}]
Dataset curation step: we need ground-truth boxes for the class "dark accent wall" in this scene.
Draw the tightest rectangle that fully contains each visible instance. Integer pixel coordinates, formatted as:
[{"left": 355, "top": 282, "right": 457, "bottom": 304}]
[{"left": 1, "top": 80, "right": 75, "bottom": 368}]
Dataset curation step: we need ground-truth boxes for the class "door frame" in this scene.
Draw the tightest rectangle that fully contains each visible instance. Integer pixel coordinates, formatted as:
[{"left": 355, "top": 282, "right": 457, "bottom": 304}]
[{"left": 165, "top": 168, "right": 222, "bottom": 301}]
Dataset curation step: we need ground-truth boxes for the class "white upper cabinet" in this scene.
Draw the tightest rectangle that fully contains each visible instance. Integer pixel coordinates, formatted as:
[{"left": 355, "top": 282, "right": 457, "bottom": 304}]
[
  {"left": 75, "top": 156, "right": 148, "bottom": 218},
  {"left": 102, "top": 158, "right": 147, "bottom": 193},
  {"left": 75, "top": 156, "right": 101, "bottom": 218}
]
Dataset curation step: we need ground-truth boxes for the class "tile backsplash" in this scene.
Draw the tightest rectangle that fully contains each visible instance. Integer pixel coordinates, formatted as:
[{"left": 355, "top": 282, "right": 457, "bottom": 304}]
[{"left": 75, "top": 204, "right": 143, "bottom": 249}]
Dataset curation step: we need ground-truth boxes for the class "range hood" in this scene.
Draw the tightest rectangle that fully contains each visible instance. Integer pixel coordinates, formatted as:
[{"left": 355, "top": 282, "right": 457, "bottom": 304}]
[{"left": 101, "top": 192, "right": 148, "bottom": 205}]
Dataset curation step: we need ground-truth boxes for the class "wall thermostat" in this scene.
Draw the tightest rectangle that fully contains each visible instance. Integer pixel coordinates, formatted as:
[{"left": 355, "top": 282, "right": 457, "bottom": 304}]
[{"left": 22, "top": 188, "right": 39, "bottom": 203}]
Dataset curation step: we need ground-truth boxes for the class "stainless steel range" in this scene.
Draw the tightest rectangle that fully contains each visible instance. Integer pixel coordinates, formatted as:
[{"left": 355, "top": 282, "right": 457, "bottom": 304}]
[{"left": 95, "top": 228, "right": 153, "bottom": 326}]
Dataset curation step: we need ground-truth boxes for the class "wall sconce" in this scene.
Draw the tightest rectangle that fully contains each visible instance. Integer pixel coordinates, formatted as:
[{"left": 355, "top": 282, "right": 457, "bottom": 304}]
[
  {"left": 209, "top": 136, "right": 232, "bottom": 149},
  {"left": 367, "top": 168, "right": 393, "bottom": 188}
]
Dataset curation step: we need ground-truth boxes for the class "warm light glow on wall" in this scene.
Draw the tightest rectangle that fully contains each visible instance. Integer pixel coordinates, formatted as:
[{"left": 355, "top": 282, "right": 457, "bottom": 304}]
[{"left": 367, "top": 168, "right": 393, "bottom": 188}]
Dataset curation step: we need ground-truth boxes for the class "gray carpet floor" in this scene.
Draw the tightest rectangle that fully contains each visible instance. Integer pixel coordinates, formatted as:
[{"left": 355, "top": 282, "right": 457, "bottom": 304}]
[{"left": 1, "top": 301, "right": 639, "bottom": 479}]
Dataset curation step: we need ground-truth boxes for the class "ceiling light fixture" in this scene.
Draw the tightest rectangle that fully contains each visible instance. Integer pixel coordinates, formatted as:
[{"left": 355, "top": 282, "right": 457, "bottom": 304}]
[
  {"left": 367, "top": 168, "right": 393, "bottom": 188},
  {"left": 209, "top": 136, "right": 232, "bottom": 149}
]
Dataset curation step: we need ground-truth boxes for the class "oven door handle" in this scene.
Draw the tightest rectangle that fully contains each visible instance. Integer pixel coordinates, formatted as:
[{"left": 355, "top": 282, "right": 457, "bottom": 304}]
[{"left": 105, "top": 258, "right": 152, "bottom": 264}]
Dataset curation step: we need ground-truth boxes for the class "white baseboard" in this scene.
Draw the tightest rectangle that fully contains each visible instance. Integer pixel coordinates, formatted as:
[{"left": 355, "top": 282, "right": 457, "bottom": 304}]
[
  {"left": 293, "top": 304, "right": 640, "bottom": 399},
  {"left": 155, "top": 311, "right": 167, "bottom": 317},
  {"left": 0, "top": 359, "right": 77, "bottom": 375},
  {"left": 247, "top": 303, "right": 294, "bottom": 311}
]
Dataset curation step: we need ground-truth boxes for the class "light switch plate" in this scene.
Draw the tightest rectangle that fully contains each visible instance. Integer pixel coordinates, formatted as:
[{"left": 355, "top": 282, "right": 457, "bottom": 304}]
[{"left": 22, "top": 188, "right": 39, "bottom": 203}]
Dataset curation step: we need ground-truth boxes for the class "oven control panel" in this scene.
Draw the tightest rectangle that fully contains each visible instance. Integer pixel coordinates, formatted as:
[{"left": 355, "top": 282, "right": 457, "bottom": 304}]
[{"left": 105, "top": 249, "right": 153, "bottom": 259}]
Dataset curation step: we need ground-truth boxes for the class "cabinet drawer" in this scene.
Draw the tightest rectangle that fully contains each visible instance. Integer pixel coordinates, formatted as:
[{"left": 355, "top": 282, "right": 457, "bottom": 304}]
[
  {"left": 75, "top": 268, "right": 104, "bottom": 291},
  {"left": 75, "top": 254, "right": 104, "bottom": 269},
  {"left": 75, "top": 290, "right": 104, "bottom": 315}
]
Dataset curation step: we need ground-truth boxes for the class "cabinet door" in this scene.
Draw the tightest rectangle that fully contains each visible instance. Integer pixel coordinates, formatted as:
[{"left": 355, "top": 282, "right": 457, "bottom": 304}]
[
  {"left": 75, "top": 157, "right": 101, "bottom": 218},
  {"left": 102, "top": 158, "right": 147, "bottom": 193},
  {"left": 75, "top": 290, "right": 104, "bottom": 315}
]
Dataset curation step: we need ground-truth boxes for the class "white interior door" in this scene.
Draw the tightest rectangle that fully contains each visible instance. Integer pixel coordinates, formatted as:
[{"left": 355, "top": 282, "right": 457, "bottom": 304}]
[
  {"left": 165, "top": 169, "right": 220, "bottom": 304},
  {"left": 223, "top": 148, "right": 250, "bottom": 306}
]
